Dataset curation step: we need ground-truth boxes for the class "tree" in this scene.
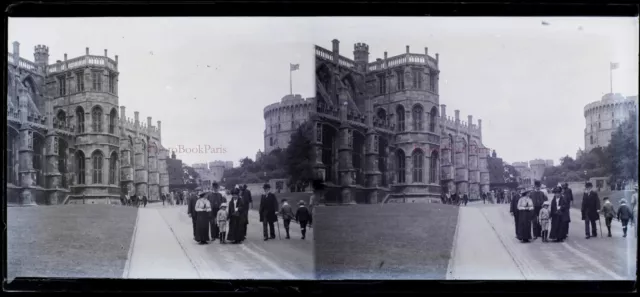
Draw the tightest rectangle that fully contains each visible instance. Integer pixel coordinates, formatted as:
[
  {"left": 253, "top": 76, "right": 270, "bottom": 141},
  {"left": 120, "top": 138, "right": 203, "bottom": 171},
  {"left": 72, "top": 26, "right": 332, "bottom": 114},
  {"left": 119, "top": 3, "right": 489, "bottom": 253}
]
[
  {"left": 239, "top": 157, "right": 254, "bottom": 168},
  {"left": 286, "top": 121, "right": 315, "bottom": 189},
  {"left": 609, "top": 112, "right": 638, "bottom": 182},
  {"left": 503, "top": 163, "right": 520, "bottom": 183},
  {"left": 182, "top": 165, "right": 200, "bottom": 185}
]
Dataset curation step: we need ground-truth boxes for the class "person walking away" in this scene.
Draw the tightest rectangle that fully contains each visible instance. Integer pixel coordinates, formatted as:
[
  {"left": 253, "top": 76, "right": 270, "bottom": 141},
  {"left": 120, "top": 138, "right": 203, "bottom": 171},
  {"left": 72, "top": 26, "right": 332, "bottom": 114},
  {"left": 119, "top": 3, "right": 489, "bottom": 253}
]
[
  {"left": 510, "top": 189, "right": 522, "bottom": 239},
  {"left": 227, "top": 189, "right": 245, "bottom": 244},
  {"left": 295, "top": 200, "right": 312, "bottom": 240},
  {"left": 194, "top": 192, "right": 212, "bottom": 244},
  {"left": 517, "top": 190, "right": 534, "bottom": 243},
  {"left": 310, "top": 179, "right": 326, "bottom": 228},
  {"left": 582, "top": 182, "right": 601, "bottom": 239},
  {"left": 539, "top": 201, "right": 551, "bottom": 242},
  {"left": 631, "top": 186, "right": 638, "bottom": 238},
  {"left": 216, "top": 203, "right": 229, "bottom": 244},
  {"left": 463, "top": 193, "right": 469, "bottom": 206},
  {"left": 530, "top": 181, "right": 548, "bottom": 240},
  {"left": 208, "top": 183, "right": 224, "bottom": 240},
  {"left": 240, "top": 185, "right": 253, "bottom": 240},
  {"left": 548, "top": 187, "right": 570, "bottom": 242},
  {"left": 601, "top": 197, "right": 616, "bottom": 237},
  {"left": 562, "top": 183, "right": 574, "bottom": 206},
  {"left": 142, "top": 195, "right": 148, "bottom": 207},
  {"left": 280, "top": 199, "right": 295, "bottom": 239},
  {"left": 617, "top": 198, "right": 634, "bottom": 238},
  {"left": 260, "top": 183, "right": 278, "bottom": 241},
  {"left": 482, "top": 192, "right": 487, "bottom": 204},
  {"left": 188, "top": 191, "right": 199, "bottom": 241},
  {"left": 161, "top": 193, "right": 166, "bottom": 206}
]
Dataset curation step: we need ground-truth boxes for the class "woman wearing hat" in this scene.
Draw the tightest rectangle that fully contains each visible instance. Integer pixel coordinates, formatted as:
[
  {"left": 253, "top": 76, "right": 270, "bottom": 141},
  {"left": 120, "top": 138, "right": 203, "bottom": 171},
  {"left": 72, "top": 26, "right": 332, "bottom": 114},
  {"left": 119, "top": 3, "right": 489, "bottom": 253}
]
[
  {"left": 226, "top": 189, "right": 245, "bottom": 244},
  {"left": 510, "top": 188, "right": 522, "bottom": 239},
  {"left": 194, "top": 192, "right": 212, "bottom": 244},
  {"left": 549, "top": 186, "right": 570, "bottom": 242},
  {"left": 516, "top": 189, "right": 534, "bottom": 243}
]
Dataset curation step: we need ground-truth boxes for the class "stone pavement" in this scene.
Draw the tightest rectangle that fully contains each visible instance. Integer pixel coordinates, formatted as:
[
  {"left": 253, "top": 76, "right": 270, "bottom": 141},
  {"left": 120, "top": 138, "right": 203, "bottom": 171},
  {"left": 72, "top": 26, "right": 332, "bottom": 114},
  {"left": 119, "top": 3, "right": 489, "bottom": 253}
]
[
  {"left": 124, "top": 202, "right": 313, "bottom": 279},
  {"left": 447, "top": 202, "right": 636, "bottom": 280}
]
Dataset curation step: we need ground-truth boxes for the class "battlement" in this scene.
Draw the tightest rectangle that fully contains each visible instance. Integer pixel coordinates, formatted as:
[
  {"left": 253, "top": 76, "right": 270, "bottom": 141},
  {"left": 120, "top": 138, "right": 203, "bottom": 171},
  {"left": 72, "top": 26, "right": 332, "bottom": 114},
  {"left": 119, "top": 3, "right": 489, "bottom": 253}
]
[
  {"left": 529, "top": 159, "right": 546, "bottom": 167},
  {"left": 354, "top": 43, "right": 369, "bottom": 52},
  {"left": 512, "top": 162, "right": 529, "bottom": 168},
  {"left": 441, "top": 115, "right": 481, "bottom": 135},
  {"left": 121, "top": 113, "right": 160, "bottom": 137},
  {"left": 263, "top": 95, "right": 314, "bottom": 116},
  {"left": 34, "top": 45, "right": 49, "bottom": 54},
  {"left": 584, "top": 93, "right": 638, "bottom": 115}
]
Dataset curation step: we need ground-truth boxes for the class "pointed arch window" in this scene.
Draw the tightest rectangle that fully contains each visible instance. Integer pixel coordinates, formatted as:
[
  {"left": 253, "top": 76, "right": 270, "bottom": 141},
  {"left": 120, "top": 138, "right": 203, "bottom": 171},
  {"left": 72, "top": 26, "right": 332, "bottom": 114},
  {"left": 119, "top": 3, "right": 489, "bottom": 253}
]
[
  {"left": 76, "top": 107, "right": 85, "bottom": 133},
  {"left": 76, "top": 151, "right": 86, "bottom": 184},
  {"left": 413, "top": 105, "right": 423, "bottom": 131},
  {"left": 396, "top": 105, "right": 405, "bottom": 132},
  {"left": 109, "top": 109, "right": 117, "bottom": 134},
  {"left": 92, "top": 150, "right": 104, "bottom": 184},
  {"left": 430, "top": 151, "right": 439, "bottom": 183},
  {"left": 129, "top": 137, "right": 135, "bottom": 167},
  {"left": 109, "top": 152, "right": 118, "bottom": 184},
  {"left": 412, "top": 149, "right": 424, "bottom": 183},
  {"left": 429, "top": 107, "right": 438, "bottom": 132},
  {"left": 397, "top": 150, "right": 406, "bottom": 183},
  {"left": 92, "top": 106, "right": 103, "bottom": 133},
  {"left": 57, "top": 110, "right": 66, "bottom": 127}
]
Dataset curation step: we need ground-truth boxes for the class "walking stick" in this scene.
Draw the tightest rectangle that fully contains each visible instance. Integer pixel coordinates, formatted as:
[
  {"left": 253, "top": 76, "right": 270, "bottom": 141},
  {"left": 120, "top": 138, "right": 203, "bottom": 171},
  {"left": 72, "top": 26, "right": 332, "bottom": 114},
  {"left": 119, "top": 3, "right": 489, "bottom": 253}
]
[
  {"left": 598, "top": 216, "right": 603, "bottom": 238},
  {"left": 276, "top": 217, "right": 281, "bottom": 240}
]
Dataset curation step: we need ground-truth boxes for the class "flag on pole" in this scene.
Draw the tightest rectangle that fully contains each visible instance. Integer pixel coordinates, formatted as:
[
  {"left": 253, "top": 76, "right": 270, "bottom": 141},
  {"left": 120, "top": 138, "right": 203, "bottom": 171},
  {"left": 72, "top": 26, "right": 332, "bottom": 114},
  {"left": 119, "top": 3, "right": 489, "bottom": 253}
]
[
  {"left": 290, "top": 63, "right": 300, "bottom": 71},
  {"left": 610, "top": 62, "right": 619, "bottom": 70}
]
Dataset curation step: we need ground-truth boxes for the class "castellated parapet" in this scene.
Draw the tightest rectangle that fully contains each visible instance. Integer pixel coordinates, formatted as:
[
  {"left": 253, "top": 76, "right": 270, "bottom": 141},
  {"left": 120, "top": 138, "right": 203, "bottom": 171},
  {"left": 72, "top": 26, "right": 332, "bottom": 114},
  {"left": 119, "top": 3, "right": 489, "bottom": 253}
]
[
  {"left": 6, "top": 41, "right": 169, "bottom": 205},
  {"left": 583, "top": 93, "right": 638, "bottom": 152},
  {"left": 263, "top": 94, "right": 314, "bottom": 154}
]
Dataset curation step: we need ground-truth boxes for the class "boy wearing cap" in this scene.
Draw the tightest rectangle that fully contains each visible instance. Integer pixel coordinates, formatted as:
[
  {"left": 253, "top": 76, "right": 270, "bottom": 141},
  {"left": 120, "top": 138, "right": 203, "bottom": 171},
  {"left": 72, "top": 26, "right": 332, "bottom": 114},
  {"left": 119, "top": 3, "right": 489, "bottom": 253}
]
[
  {"left": 581, "top": 182, "right": 601, "bottom": 239},
  {"left": 216, "top": 202, "right": 229, "bottom": 244},
  {"left": 280, "top": 199, "right": 295, "bottom": 239},
  {"left": 295, "top": 200, "right": 312, "bottom": 240},
  {"left": 601, "top": 197, "right": 616, "bottom": 237},
  {"left": 617, "top": 199, "right": 634, "bottom": 238},
  {"left": 539, "top": 201, "right": 551, "bottom": 242}
]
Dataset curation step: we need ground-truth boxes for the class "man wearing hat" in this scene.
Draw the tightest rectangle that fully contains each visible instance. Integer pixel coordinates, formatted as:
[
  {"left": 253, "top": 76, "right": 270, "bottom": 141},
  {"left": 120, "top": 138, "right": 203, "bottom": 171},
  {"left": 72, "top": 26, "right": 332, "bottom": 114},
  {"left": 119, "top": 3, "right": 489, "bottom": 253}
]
[
  {"left": 240, "top": 184, "right": 253, "bottom": 240},
  {"left": 208, "top": 182, "right": 226, "bottom": 241},
  {"left": 562, "top": 182, "right": 574, "bottom": 206},
  {"left": 260, "top": 183, "right": 279, "bottom": 241},
  {"left": 530, "top": 181, "right": 548, "bottom": 240},
  {"left": 510, "top": 188, "right": 523, "bottom": 239},
  {"left": 187, "top": 189, "right": 200, "bottom": 241},
  {"left": 581, "top": 182, "right": 601, "bottom": 239}
]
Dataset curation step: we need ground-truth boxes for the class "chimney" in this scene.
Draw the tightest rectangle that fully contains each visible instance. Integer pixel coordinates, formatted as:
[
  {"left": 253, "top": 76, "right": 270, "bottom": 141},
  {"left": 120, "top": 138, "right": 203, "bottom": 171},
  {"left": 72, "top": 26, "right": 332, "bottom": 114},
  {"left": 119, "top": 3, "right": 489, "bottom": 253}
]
[
  {"left": 104, "top": 49, "right": 108, "bottom": 57},
  {"left": 478, "top": 119, "right": 482, "bottom": 130},
  {"left": 115, "top": 55, "right": 118, "bottom": 63},
  {"left": 406, "top": 45, "right": 410, "bottom": 53},
  {"left": 12, "top": 41, "right": 19, "bottom": 57},
  {"left": 440, "top": 104, "right": 447, "bottom": 121},
  {"left": 425, "top": 47, "right": 428, "bottom": 57},
  {"left": 454, "top": 110, "right": 460, "bottom": 122},
  {"left": 86, "top": 47, "right": 89, "bottom": 55},
  {"left": 468, "top": 115, "right": 473, "bottom": 130},
  {"left": 435, "top": 53, "right": 439, "bottom": 64},
  {"left": 64, "top": 53, "right": 67, "bottom": 61},
  {"left": 120, "top": 106, "right": 126, "bottom": 122},
  {"left": 332, "top": 39, "right": 340, "bottom": 63},
  {"left": 147, "top": 116, "right": 152, "bottom": 130},
  {"left": 134, "top": 111, "right": 139, "bottom": 125}
]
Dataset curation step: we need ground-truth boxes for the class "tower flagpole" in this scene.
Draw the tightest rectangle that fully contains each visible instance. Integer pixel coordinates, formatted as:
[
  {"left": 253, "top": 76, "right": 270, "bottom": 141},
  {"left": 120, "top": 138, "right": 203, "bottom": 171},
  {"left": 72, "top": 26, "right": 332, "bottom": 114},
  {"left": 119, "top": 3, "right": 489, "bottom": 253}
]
[
  {"left": 290, "top": 65, "right": 293, "bottom": 95},
  {"left": 610, "top": 63, "right": 613, "bottom": 94}
]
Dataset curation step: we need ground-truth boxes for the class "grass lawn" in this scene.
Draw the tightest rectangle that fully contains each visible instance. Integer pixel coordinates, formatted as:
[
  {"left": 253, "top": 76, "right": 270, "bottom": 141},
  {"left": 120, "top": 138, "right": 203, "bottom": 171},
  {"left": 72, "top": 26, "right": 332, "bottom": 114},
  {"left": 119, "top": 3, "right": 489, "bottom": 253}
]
[
  {"left": 569, "top": 190, "right": 634, "bottom": 210},
  {"left": 7, "top": 204, "right": 138, "bottom": 279},
  {"left": 314, "top": 203, "right": 459, "bottom": 280}
]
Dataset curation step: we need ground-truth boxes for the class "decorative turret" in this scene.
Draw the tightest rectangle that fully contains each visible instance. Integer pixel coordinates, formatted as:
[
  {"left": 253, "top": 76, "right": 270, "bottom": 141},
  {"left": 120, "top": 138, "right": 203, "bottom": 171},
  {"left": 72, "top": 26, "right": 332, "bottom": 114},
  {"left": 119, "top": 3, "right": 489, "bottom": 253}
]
[
  {"left": 353, "top": 42, "right": 369, "bottom": 72},
  {"left": 34, "top": 45, "right": 49, "bottom": 66}
]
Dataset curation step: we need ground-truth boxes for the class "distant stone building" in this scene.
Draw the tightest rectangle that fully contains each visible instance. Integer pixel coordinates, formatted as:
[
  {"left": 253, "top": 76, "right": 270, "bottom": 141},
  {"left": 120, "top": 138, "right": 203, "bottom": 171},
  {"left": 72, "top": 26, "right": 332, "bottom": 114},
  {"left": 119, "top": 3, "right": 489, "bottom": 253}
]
[
  {"left": 512, "top": 159, "right": 553, "bottom": 188},
  {"left": 312, "top": 39, "right": 491, "bottom": 203},
  {"left": 191, "top": 160, "right": 230, "bottom": 189},
  {"left": 263, "top": 94, "right": 313, "bottom": 154},
  {"left": 584, "top": 93, "right": 638, "bottom": 152},
  {"left": 6, "top": 41, "right": 169, "bottom": 205},
  {"left": 224, "top": 161, "right": 233, "bottom": 169},
  {"left": 167, "top": 151, "right": 184, "bottom": 190}
]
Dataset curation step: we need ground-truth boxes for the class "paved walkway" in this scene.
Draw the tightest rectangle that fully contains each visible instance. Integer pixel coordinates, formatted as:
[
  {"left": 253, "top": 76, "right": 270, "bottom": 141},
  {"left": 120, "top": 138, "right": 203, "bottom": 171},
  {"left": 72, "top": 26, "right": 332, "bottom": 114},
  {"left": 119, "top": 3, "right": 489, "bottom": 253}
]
[
  {"left": 125, "top": 207, "right": 199, "bottom": 279},
  {"left": 447, "top": 202, "right": 636, "bottom": 280},
  {"left": 123, "top": 202, "right": 313, "bottom": 279}
]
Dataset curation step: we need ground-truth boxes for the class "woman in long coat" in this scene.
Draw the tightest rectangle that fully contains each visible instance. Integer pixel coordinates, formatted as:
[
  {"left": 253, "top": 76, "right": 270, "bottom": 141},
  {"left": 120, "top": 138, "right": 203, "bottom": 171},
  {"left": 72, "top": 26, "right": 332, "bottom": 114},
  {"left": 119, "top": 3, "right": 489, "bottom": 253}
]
[
  {"left": 194, "top": 192, "right": 212, "bottom": 244},
  {"left": 510, "top": 190, "right": 521, "bottom": 239},
  {"left": 549, "top": 187, "right": 570, "bottom": 242},
  {"left": 517, "top": 190, "right": 534, "bottom": 243},
  {"left": 227, "top": 189, "right": 245, "bottom": 244}
]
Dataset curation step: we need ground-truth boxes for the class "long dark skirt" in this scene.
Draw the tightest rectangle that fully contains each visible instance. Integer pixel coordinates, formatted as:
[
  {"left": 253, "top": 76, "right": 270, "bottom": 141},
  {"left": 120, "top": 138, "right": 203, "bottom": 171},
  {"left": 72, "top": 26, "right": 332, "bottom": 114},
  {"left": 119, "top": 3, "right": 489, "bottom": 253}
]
[
  {"left": 227, "top": 215, "right": 244, "bottom": 243},
  {"left": 549, "top": 216, "right": 567, "bottom": 240},
  {"left": 195, "top": 211, "right": 210, "bottom": 243},
  {"left": 210, "top": 207, "right": 220, "bottom": 239},
  {"left": 513, "top": 213, "right": 520, "bottom": 238},
  {"left": 517, "top": 210, "right": 533, "bottom": 241}
]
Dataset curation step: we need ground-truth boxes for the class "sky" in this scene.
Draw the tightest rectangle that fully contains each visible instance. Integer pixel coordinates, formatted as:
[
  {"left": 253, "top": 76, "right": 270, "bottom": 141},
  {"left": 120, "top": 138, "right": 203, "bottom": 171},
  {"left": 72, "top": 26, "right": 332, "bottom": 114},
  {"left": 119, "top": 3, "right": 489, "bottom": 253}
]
[{"left": 9, "top": 17, "right": 638, "bottom": 166}]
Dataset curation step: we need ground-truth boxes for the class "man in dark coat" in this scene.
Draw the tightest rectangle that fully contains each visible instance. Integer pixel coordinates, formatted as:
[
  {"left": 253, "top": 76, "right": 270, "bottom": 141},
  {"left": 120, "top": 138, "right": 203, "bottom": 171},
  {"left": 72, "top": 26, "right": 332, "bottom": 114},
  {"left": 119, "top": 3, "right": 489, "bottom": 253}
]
[
  {"left": 562, "top": 183, "right": 574, "bottom": 206},
  {"left": 208, "top": 183, "right": 225, "bottom": 240},
  {"left": 240, "top": 184, "right": 253, "bottom": 240},
  {"left": 530, "top": 181, "right": 548, "bottom": 240},
  {"left": 581, "top": 182, "right": 601, "bottom": 239},
  {"left": 510, "top": 189, "right": 521, "bottom": 239},
  {"left": 549, "top": 186, "right": 570, "bottom": 242},
  {"left": 187, "top": 190, "right": 199, "bottom": 241},
  {"left": 227, "top": 189, "right": 245, "bottom": 244},
  {"left": 259, "top": 183, "right": 278, "bottom": 241},
  {"left": 482, "top": 192, "right": 487, "bottom": 204}
]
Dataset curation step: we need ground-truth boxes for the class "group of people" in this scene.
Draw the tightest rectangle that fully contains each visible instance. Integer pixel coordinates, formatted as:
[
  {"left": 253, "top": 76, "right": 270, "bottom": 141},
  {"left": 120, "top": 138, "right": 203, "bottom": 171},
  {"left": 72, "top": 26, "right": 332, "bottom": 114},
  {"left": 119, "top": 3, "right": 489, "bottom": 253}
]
[
  {"left": 120, "top": 194, "right": 148, "bottom": 208},
  {"left": 511, "top": 181, "right": 637, "bottom": 244},
  {"left": 187, "top": 182, "right": 314, "bottom": 245},
  {"left": 441, "top": 193, "right": 469, "bottom": 206},
  {"left": 161, "top": 191, "right": 189, "bottom": 206}
]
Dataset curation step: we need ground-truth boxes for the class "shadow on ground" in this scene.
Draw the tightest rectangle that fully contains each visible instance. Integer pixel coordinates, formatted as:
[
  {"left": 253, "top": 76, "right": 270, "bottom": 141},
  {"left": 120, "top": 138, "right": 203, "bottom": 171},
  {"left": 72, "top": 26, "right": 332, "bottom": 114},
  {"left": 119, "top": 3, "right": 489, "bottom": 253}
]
[
  {"left": 314, "top": 203, "right": 459, "bottom": 280},
  {"left": 7, "top": 204, "right": 138, "bottom": 279}
]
